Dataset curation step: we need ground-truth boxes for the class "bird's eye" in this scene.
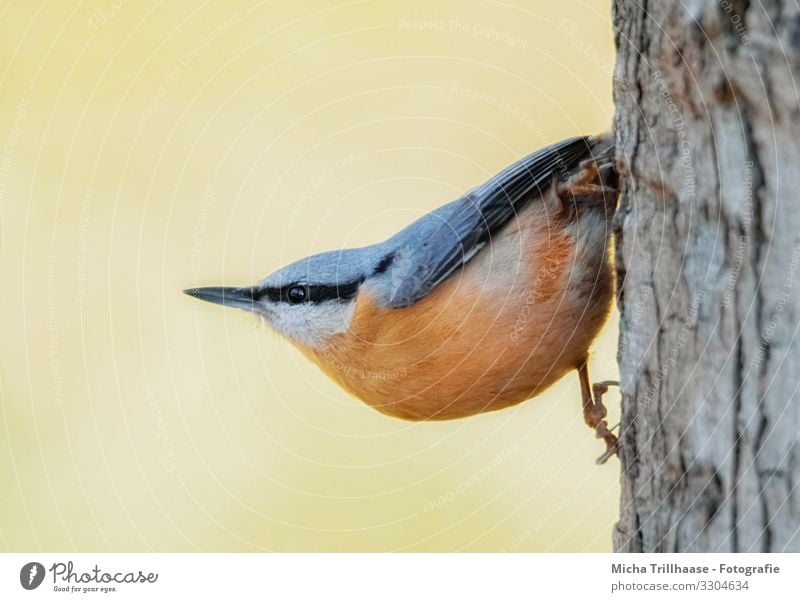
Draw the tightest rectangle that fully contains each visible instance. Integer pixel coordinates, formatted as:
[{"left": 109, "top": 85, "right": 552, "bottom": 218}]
[{"left": 287, "top": 286, "right": 307, "bottom": 304}]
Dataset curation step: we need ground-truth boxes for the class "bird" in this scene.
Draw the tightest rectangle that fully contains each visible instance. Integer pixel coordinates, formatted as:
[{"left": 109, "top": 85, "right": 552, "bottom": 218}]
[{"left": 185, "top": 133, "right": 620, "bottom": 463}]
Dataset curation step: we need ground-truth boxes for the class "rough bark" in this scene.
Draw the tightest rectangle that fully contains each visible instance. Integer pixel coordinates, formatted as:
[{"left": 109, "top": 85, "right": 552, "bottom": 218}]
[{"left": 613, "top": 0, "right": 800, "bottom": 552}]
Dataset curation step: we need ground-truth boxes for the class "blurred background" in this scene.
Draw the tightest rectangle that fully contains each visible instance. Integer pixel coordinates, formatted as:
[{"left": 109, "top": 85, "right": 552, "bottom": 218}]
[{"left": 0, "top": 0, "right": 618, "bottom": 551}]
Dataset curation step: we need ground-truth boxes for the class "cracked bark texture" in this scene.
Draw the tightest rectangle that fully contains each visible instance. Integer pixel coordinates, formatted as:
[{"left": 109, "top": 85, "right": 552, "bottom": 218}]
[{"left": 613, "top": 0, "right": 800, "bottom": 552}]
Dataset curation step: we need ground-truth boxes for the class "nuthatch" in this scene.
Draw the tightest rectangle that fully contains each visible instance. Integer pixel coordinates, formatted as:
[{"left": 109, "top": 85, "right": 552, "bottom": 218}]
[{"left": 186, "top": 134, "right": 619, "bottom": 463}]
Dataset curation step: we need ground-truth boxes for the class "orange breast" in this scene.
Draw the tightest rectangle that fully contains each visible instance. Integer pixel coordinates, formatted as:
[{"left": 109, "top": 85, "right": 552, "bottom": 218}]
[{"left": 303, "top": 203, "right": 614, "bottom": 420}]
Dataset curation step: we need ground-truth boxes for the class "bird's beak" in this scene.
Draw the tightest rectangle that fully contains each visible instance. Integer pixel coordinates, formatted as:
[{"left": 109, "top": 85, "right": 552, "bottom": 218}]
[{"left": 183, "top": 286, "right": 259, "bottom": 311}]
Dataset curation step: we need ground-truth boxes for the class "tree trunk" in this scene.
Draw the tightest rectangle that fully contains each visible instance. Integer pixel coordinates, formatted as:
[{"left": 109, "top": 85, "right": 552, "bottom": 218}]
[{"left": 612, "top": 0, "right": 800, "bottom": 552}]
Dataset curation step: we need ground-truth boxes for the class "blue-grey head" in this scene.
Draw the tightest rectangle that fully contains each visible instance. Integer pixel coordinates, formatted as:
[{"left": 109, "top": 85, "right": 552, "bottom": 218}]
[{"left": 184, "top": 242, "right": 408, "bottom": 348}]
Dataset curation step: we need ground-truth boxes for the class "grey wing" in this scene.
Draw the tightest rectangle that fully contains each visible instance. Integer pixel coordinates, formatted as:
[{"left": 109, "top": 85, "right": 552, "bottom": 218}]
[{"left": 383, "top": 135, "right": 600, "bottom": 308}]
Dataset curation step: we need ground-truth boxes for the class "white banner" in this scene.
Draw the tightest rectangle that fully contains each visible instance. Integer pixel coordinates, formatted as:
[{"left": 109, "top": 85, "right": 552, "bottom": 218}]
[{"left": 0, "top": 553, "right": 795, "bottom": 601}]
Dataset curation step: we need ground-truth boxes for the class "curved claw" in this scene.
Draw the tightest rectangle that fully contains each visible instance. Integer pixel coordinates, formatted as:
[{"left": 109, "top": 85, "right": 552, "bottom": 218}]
[
  {"left": 596, "top": 438, "right": 619, "bottom": 465},
  {"left": 595, "top": 380, "right": 620, "bottom": 388}
]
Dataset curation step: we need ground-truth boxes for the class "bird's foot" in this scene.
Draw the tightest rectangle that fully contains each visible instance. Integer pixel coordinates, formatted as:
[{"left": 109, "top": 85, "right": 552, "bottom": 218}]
[
  {"left": 557, "top": 161, "right": 618, "bottom": 200},
  {"left": 576, "top": 366, "right": 620, "bottom": 465},
  {"left": 559, "top": 182, "right": 618, "bottom": 199},
  {"left": 593, "top": 423, "right": 619, "bottom": 466},
  {"left": 590, "top": 380, "right": 620, "bottom": 465}
]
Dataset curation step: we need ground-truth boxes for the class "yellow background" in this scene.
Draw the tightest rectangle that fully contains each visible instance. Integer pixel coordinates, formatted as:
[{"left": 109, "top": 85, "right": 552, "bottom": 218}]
[{"left": 0, "top": 0, "right": 619, "bottom": 551}]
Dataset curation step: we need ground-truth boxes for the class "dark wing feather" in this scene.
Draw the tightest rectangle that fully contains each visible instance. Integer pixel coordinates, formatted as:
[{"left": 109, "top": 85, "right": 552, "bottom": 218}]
[{"left": 384, "top": 135, "right": 598, "bottom": 308}]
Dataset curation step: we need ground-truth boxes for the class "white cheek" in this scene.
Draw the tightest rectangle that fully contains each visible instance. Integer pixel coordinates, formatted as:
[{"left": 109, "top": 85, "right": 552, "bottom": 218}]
[{"left": 268, "top": 302, "right": 356, "bottom": 347}]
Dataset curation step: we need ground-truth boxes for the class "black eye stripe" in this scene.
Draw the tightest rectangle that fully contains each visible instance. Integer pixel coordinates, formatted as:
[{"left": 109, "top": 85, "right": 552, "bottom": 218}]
[
  {"left": 255, "top": 278, "right": 364, "bottom": 305},
  {"left": 373, "top": 252, "right": 395, "bottom": 275}
]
